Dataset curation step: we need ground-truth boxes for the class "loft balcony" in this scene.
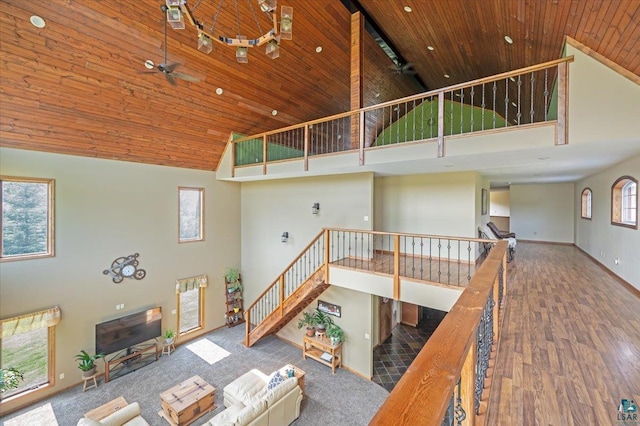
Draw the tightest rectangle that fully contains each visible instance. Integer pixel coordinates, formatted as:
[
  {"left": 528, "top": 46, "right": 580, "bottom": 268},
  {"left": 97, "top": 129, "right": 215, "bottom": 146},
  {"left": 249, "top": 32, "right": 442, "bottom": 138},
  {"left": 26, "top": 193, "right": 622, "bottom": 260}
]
[{"left": 217, "top": 41, "right": 640, "bottom": 185}]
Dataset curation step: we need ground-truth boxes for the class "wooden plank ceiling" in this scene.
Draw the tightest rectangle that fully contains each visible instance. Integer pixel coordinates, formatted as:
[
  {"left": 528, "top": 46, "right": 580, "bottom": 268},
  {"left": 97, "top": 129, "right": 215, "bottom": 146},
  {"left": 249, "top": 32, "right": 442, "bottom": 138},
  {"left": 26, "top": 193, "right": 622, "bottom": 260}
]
[{"left": 1, "top": 0, "right": 638, "bottom": 171}]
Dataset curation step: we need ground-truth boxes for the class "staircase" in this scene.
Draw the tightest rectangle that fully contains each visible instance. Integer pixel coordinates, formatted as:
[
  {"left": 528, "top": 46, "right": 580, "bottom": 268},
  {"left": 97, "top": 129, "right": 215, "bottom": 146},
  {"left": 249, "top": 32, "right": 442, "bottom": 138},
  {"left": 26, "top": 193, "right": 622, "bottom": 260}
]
[{"left": 245, "top": 230, "right": 329, "bottom": 347}]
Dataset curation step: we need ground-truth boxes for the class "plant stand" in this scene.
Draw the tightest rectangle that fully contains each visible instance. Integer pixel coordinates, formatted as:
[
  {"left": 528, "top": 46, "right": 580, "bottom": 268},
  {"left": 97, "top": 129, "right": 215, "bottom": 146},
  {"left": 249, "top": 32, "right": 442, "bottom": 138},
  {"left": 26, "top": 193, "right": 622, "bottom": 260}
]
[
  {"left": 162, "top": 341, "right": 176, "bottom": 356},
  {"left": 225, "top": 275, "right": 245, "bottom": 328},
  {"left": 82, "top": 373, "right": 98, "bottom": 392}
]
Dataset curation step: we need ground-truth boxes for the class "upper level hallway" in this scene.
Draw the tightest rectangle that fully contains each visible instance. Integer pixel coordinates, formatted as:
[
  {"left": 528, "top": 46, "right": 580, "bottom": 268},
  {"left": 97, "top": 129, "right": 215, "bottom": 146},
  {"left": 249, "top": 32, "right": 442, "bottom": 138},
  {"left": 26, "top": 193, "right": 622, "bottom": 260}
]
[{"left": 485, "top": 242, "right": 640, "bottom": 425}]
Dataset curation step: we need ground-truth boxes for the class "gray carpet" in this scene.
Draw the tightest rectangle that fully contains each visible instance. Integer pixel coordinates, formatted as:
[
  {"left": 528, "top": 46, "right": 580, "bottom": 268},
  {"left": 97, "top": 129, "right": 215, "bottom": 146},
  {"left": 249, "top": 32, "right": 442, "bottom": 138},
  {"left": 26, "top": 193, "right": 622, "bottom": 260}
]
[{"left": 0, "top": 326, "right": 388, "bottom": 426}]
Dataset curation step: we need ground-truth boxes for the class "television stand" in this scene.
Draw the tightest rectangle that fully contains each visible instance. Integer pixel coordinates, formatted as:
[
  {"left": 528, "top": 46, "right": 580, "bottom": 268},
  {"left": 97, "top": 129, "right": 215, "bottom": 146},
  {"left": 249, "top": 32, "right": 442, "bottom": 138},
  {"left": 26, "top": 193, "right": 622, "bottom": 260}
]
[{"left": 104, "top": 341, "right": 158, "bottom": 383}]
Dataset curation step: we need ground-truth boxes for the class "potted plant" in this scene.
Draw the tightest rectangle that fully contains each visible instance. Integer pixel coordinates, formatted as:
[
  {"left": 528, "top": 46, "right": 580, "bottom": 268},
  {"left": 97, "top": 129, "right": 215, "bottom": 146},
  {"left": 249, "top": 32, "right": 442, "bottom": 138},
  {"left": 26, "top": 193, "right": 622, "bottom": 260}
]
[
  {"left": 75, "top": 350, "right": 105, "bottom": 378},
  {"left": 224, "top": 267, "right": 240, "bottom": 285},
  {"left": 163, "top": 329, "right": 176, "bottom": 345},
  {"left": 313, "top": 308, "right": 334, "bottom": 332},
  {"left": 297, "top": 311, "right": 317, "bottom": 337},
  {"left": 0, "top": 367, "right": 24, "bottom": 393},
  {"left": 326, "top": 324, "right": 345, "bottom": 345}
]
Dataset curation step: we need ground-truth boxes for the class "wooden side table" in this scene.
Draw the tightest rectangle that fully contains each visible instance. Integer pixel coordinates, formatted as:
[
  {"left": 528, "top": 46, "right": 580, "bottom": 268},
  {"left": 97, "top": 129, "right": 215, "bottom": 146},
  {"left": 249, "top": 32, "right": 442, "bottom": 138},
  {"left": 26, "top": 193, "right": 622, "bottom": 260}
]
[
  {"left": 82, "top": 373, "right": 98, "bottom": 392},
  {"left": 279, "top": 364, "right": 306, "bottom": 394}
]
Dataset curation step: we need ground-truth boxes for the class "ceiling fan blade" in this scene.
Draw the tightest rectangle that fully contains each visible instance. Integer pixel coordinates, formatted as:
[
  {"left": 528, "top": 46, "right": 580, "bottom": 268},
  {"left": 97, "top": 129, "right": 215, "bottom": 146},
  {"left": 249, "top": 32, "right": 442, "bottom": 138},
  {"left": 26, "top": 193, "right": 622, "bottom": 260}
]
[
  {"left": 163, "top": 63, "right": 180, "bottom": 72},
  {"left": 164, "top": 73, "right": 177, "bottom": 86},
  {"left": 172, "top": 72, "right": 200, "bottom": 83}
]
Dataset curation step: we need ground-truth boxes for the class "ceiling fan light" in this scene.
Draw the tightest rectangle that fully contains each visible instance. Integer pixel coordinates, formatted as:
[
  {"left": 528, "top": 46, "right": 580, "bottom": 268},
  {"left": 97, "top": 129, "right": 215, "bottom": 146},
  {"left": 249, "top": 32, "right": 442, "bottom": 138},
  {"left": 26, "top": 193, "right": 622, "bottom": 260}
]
[
  {"left": 167, "top": 7, "right": 185, "bottom": 29},
  {"left": 236, "top": 46, "right": 249, "bottom": 63},
  {"left": 265, "top": 39, "right": 280, "bottom": 59},
  {"left": 198, "top": 32, "right": 213, "bottom": 54},
  {"left": 280, "top": 6, "right": 293, "bottom": 40},
  {"left": 258, "top": 0, "right": 277, "bottom": 13}
]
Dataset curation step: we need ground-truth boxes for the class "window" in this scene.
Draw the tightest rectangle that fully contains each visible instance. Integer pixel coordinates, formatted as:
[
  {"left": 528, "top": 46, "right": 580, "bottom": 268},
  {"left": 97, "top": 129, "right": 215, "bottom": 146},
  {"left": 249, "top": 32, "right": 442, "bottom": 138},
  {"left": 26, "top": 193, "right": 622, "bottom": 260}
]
[
  {"left": 176, "top": 275, "right": 208, "bottom": 335},
  {"left": 1, "top": 177, "right": 54, "bottom": 261},
  {"left": 581, "top": 188, "right": 592, "bottom": 219},
  {"left": 0, "top": 307, "right": 60, "bottom": 400},
  {"left": 611, "top": 176, "right": 637, "bottom": 229},
  {"left": 179, "top": 187, "right": 204, "bottom": 242}
]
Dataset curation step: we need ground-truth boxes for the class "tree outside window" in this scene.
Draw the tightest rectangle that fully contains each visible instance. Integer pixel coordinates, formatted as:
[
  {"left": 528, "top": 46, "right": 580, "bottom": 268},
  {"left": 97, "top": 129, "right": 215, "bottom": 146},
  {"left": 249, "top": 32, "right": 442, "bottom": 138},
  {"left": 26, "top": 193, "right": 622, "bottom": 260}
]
[
  {"left": 179, "top": 187, "right": 203, "bottom": 242},
  {"left": 1, "top": 177, "right": 54, "bottom": 260}
]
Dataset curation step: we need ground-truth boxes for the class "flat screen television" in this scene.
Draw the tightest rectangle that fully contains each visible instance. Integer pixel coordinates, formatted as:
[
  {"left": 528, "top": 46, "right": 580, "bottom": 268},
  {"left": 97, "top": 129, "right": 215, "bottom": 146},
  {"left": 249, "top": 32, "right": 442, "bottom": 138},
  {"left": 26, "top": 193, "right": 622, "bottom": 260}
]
[{"left": 95, "top": 307, "right": 161, "bottom": 356}]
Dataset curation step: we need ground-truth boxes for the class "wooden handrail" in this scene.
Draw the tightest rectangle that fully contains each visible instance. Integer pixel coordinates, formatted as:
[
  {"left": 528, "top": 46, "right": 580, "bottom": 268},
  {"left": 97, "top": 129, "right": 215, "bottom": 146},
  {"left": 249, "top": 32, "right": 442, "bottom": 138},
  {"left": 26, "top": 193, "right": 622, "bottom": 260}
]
[
  {"left": 244, "top": 229, "right": 325, "bottom": 315},
  {"left": 231, "top": 57, "right": 574, "bottom": 144},
  {"left": 370, "top": 240, "right": 507, "bottom": 425},
  {"left": 326, "top": 227, "right": 491, "bottom": 244}
]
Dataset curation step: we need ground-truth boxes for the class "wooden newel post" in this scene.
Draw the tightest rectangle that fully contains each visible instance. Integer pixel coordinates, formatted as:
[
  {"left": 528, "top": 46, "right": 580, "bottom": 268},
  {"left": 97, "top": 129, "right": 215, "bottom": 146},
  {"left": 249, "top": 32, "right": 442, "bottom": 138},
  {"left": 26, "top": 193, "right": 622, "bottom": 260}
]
[{"left": 244, "top": 309, "right": 251, "bottom": 347}]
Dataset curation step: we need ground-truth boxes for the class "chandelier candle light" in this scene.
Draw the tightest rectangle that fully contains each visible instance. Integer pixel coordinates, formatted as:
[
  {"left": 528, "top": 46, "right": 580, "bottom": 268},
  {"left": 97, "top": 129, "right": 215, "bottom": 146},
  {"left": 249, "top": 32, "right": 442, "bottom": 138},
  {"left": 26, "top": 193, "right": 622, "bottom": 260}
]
[{"left": 165, "top": 0, "right": 292, "bottom": 63}]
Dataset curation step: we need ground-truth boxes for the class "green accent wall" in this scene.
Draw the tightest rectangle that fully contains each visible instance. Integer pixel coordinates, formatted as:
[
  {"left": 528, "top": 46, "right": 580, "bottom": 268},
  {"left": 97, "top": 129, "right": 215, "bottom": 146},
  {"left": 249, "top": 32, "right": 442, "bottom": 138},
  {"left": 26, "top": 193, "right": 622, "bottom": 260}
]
[{"left": 375, "top": 99, "right": 508, "bottom": 146}]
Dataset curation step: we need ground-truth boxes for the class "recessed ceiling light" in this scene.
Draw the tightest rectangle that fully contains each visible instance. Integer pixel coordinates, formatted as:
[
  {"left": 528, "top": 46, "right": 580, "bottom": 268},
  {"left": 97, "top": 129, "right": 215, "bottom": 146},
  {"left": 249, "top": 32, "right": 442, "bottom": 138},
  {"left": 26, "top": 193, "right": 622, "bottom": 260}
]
[
  {"left": 504, "top": 35, "right": 513, "bottom": 44},
  {"left": 427, "top": 45, "right": 434, "bottom": 51},
  {"left": 511, "top": 102, "right": 517, "bottom": 107},
  {"left": 271, "top": 110, "right": 278, "bottom": 116},
  {"left": 455, "top": 93, "right": 462, "bottom": 98},
  {"left": 216, "top": 88, "right": 223, "bottom": 95},
  {"left": 315, "top": 46, "right": 322, "bottom": 53},
  {"left": 144, "top": 59, "right": 154, "bottom": 69},
  {"left": 374, "top": 93, "right": 380, "bottom": 98},
  {"left": 404, "top": 6, "right": 412, "bottom": 12},
  {"left": 509, "top": 76, "right": 516, "bottom": 82},
  {"left": 30, "top": 15, "right": 46, "bottom": 28},
  {"left": 444, "top": 74, "right": 450, "bottom": 78}
]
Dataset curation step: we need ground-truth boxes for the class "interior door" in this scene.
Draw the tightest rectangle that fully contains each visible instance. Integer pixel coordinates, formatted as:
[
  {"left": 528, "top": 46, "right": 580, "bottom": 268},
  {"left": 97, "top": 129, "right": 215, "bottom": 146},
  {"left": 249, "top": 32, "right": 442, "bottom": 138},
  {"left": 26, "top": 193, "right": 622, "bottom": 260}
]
[{"left": 379, "top": 297, "right": 392, "bottom": 344}]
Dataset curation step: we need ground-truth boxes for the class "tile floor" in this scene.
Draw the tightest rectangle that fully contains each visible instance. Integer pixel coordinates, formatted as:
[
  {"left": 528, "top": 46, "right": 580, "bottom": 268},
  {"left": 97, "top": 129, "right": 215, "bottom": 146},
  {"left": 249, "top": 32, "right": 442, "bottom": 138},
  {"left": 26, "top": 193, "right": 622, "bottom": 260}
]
[{"left": 372, "top": 307, "right": 447, "bottom": 391}]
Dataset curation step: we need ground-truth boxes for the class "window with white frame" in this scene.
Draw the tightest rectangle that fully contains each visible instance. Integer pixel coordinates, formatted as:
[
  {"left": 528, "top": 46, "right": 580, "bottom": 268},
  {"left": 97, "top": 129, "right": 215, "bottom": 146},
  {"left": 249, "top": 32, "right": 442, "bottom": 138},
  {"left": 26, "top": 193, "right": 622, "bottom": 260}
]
[
  {"left": 611, "top": 176, "right": 637, "bottom": 229},
  {"left": 1, "top": 177, "right": 55, "bottom": 261},
  {"left": 0, "top": 307, "right": 60, "bottom": 400},
  {"left": 179, "top": 187, "right": 204, "bottom": 242},
  {"left": 581, "top": 188, "right": 592, "bottom": 219}
]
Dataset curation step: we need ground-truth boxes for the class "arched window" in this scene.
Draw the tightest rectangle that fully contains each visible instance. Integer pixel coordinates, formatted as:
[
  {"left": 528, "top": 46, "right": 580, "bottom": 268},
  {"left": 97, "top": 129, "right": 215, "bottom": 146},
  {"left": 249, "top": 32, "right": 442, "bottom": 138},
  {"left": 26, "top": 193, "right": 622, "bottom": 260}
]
[
  {"left": 581, "top": 188, "right": 592, "bottom": 219},
  {"left": 611, "top": 176, "right": 637, "bottom": 229}
]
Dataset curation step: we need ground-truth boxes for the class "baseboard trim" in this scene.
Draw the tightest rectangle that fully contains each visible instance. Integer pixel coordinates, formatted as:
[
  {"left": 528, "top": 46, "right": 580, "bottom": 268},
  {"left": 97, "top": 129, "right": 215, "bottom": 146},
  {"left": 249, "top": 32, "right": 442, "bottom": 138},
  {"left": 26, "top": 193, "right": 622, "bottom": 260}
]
[
  {"left": 574, "top": 245, "right": 640, "bottom": 299},
  {"left": 519, "top": 239, "right": 573, "bottom": 246}
]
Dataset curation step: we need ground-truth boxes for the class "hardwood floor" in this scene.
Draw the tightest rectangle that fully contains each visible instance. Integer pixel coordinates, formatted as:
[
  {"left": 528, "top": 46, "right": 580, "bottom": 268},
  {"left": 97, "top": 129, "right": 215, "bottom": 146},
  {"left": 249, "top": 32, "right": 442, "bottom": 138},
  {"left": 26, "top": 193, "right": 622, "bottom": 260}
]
[{"left": 486, "top": 242, "right": 640, "bottom": 425}]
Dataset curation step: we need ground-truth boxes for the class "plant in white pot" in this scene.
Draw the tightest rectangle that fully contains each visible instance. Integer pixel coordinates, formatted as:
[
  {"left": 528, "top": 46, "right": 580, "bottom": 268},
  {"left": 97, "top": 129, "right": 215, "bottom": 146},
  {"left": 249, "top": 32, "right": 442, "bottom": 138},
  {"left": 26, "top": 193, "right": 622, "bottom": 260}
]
[
  {"left": 326, "top": 324, "right": 345, "bottom": 346},
  {"left": 75, "top": 350, "right": 105, "bottom": 378},
  {"left": 163, "top": 329, "right": 176, "bottom": 345}
]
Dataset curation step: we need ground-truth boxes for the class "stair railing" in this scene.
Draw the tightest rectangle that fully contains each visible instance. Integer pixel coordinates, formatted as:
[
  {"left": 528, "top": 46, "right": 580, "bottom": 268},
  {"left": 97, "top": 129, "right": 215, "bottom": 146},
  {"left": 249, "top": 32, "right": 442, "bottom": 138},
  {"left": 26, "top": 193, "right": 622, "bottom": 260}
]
[{"left": 245, "top": 229, "right": 326, "bottom": 345}]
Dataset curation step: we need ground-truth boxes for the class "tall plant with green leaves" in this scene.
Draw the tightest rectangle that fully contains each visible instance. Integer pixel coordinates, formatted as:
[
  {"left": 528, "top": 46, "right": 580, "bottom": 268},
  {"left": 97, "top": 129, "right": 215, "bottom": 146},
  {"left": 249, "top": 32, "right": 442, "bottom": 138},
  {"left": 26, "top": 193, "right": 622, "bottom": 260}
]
[{"left": 0, "top": 367, "right": 24, "bottom": 393}]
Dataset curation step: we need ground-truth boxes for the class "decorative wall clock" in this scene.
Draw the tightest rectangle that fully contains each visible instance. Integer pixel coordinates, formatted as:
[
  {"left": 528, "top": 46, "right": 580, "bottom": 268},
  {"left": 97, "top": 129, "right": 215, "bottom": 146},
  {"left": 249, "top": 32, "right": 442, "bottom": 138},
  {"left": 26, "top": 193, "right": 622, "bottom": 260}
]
[{"left": 103, "top": 253, "right": 146, "bottom": 283}]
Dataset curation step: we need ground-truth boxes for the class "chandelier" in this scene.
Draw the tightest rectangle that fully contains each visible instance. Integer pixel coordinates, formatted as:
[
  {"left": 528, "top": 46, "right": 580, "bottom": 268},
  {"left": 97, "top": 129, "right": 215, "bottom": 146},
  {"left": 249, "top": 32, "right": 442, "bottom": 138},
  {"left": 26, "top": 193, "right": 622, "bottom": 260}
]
[{"left": 165, "top": 0, "right": 293, "bottom": 63}]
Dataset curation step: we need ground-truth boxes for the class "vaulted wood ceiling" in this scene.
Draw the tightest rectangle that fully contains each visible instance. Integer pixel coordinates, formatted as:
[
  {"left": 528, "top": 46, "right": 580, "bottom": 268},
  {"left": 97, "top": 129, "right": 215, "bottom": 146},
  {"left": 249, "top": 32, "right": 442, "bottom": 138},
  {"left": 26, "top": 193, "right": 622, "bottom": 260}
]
[{"left": 1, "top": 1, "right": 638, "bottom": 171}]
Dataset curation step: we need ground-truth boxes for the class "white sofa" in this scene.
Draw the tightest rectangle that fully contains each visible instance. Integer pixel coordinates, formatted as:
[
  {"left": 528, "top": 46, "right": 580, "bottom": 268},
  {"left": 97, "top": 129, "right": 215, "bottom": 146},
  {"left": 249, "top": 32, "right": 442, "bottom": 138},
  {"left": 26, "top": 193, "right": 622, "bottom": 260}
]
[
  {"left": 77, "top": 402, "right": 149, "bottom": 426},
  {"left": 205, "top": 368, "right": 303, "bottom": 426}
]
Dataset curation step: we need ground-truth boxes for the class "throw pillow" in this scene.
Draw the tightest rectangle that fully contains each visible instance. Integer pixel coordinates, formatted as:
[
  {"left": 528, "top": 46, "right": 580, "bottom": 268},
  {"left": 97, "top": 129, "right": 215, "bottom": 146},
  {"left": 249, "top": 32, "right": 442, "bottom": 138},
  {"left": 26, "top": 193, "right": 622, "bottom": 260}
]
[{"left": 266, "top": 371, "right": 284, "bottom": 391}]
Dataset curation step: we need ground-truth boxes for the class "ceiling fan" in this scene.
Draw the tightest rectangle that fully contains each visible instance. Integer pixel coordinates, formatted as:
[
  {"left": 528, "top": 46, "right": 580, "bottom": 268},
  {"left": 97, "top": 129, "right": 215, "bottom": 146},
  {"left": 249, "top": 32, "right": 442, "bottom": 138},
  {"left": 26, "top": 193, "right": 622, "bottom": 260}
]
[
  {"left": 389, "top": 62, "right": 417, "bottom": 75},
  {"left": 142, "top": 5, "right": 200, "bottom": 86}
]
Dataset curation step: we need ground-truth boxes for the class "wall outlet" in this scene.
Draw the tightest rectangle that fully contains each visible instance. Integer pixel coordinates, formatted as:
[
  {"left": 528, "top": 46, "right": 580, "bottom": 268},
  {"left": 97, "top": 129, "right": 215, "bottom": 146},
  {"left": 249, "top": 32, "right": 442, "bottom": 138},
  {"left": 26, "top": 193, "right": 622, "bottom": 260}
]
[
  {"left": 172, "top": 309, "right": 177, "bottom": 315},
  {"left": 364, "top": 215, "right": 369, "bottom": 222},
  {"left": 364, "top": 333, "right": 370, "bottom": 340},
  {"left": 116, "top": 304, "right": 120, "bottom": 310},
  {"left": 614, "top": 258, "right": 620, "bottom": 265},
  {"left": 59, "top": 373, "right": 64, "bottom": 380}
]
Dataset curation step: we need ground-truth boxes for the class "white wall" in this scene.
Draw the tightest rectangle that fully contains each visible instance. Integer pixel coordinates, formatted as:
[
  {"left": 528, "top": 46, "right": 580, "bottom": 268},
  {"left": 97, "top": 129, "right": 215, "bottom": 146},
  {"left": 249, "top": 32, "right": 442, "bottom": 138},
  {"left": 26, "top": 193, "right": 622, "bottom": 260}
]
[
  {"left": 0, "top": 148, "right": 241, "bottom": 410},
  {"left": 374, "top": 172, "right": 480, "bottom": 238},
  {"left": 575, "top": 156, "right": 640, "bottom": 289},
  {"left": 490, "top": 189, "right": 510, "bottom": 216},
  {"left": 510, "top": 183, "right": 574, "bottom": 243}
]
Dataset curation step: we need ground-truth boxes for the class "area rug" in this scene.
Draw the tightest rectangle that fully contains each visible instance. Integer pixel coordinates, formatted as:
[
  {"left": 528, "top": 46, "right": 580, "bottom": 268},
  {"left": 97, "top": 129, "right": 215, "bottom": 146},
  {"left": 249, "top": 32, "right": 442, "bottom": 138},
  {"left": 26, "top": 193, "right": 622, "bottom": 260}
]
[
  {"left": 186, "top": 338, "right": 230, "bottom": 365},
  {"left": 3, "top": 402, "right": 58, "bottom": 426}
]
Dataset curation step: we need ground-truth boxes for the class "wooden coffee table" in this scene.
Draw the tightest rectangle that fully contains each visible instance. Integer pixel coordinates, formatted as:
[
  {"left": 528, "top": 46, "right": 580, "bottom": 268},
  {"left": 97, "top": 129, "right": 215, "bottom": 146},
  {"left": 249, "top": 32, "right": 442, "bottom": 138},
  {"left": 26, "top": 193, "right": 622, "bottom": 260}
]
[
  {"left": 158, "top": 375, "right": 215, "bottom": 426},
  {"left": 85, "top": 396, "right": 128, "bottom": 421}
]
